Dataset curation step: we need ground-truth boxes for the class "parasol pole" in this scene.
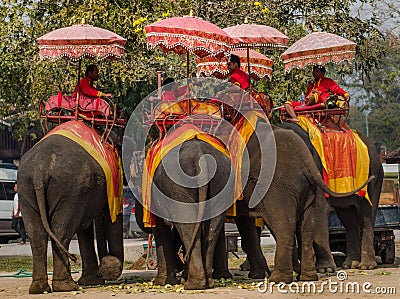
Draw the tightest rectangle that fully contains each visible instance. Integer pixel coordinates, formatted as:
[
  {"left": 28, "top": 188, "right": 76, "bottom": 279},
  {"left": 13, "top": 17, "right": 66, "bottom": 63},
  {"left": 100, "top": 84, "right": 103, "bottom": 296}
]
[
  {"left": 186, "top": 52, "right": 191, "bottom": 115},
  {"left": 75, "top": 59, "right": 82, "bottom": 119}
]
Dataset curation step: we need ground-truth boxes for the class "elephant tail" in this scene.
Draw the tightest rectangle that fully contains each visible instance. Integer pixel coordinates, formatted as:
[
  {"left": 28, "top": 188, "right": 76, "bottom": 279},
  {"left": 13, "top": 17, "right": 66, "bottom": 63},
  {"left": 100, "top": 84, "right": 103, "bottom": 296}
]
[
  {"left": 34, "top": 183, "right": 77, "bottom": 262},
  {"left": 311, "top": 173, "right": 375, "bottom": 198}
]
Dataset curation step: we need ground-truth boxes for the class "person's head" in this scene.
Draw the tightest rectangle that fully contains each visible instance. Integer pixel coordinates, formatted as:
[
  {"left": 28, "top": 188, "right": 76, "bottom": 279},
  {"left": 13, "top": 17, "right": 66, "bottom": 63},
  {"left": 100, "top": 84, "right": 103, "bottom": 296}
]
[
  {"left": 85, "top": 64, "right": 99, "bottom": 81},
  {"left": 228, "top": 54, "right": 241, "bottom": 73},
  {"left": 162, "top": 77, "right": 177, "bottom": 92},
  {"left": 14, "top": 183, "right": 17, "bottom": 192},
  {"left": 312, "top": 65, "right": 326, "bottom": 80}
]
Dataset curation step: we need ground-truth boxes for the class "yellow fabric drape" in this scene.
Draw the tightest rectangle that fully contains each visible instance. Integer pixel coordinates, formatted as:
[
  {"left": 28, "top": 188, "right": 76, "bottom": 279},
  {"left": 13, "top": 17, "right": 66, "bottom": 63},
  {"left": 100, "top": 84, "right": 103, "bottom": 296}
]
[{"left": 297, "top": 116, "right": 371, "bottom": 205}]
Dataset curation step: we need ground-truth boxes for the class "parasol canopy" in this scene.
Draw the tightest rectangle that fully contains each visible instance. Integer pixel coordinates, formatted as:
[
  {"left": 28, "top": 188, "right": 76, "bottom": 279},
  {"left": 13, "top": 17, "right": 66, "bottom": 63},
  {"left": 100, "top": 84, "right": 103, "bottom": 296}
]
[
  {"left": 196, "top": 49, "right": 273, "bottom": 81},
  {"left": 223, "top": 24, "right": 289, "bottom": 49},
  {"left": 37, "top": 24, "right": 126, "bottom": 61},
  {"left": 281, "top": 31, "right": 357, "bottom": 72},
  {"left": 145, "top": 15, "right": 235, "bottom": 59}
]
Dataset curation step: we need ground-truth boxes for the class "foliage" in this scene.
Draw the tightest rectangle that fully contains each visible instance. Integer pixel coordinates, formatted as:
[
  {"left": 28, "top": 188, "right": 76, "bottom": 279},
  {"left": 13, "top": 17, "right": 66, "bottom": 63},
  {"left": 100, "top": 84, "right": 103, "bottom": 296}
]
[{"left": 0, "top": 0, "right": 397, "bottom": 149}]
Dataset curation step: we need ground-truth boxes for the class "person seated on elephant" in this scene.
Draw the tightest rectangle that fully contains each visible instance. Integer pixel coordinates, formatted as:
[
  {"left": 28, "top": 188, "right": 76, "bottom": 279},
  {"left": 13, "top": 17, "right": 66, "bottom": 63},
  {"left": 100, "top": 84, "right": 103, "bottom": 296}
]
[
  {"left": 160, "top": 77, "right": 189, "bottom": 101},
  {"left": 72, "top": 64, "right": 114, "bottom": 112},
  {"left": 284, "top": 65, "right": 350, "bottom": 122}
]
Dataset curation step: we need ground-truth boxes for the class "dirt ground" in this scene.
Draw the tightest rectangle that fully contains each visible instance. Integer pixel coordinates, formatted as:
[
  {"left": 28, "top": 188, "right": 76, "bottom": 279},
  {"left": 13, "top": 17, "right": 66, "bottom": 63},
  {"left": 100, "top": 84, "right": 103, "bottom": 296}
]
[{"left": 1, "top": 240, "right": 400, "bottom": 299}]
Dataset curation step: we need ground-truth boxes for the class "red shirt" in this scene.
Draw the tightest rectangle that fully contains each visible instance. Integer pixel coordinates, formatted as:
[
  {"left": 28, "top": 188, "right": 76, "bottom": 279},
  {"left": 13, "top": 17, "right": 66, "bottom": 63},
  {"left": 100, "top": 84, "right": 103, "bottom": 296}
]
[
  {"left": 230, "top": 69, "right": 249, "bottom": 90},
  {"left": 73, "top": 77, "right": 102, "bottom": 98},
  {"left": 306, "top": 77, "right": 348, "bottom": 103}
]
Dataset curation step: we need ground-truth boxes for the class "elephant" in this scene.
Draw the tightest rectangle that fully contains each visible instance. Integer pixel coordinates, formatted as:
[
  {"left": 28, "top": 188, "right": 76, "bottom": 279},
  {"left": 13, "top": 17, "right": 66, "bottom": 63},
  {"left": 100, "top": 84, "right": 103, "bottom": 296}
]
[
  {"left": 18, "top": 132, "right": 124, "bottom": 294},
  {"left": 226, "top": 123, "right": 371, "bottom": 283},
  {"left": 136, "top": 137, "right": 234, "bottom": 290},
  {"left": 280, "top": 121, "right": 384, "bottom": 271}
]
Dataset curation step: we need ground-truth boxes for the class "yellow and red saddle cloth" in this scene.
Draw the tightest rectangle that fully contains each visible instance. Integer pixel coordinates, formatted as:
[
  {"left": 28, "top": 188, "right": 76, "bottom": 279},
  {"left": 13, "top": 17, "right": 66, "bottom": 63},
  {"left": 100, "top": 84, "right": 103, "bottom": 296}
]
[
  {"left": 297, "top": 116, "right": 371, "bottom": 204},
  {"left": 228, "top": 111, "right": 269, "bottom": 201},
  {"left": 142, "top": 123, "right": 230, "bottom": 227},
  {"left": 44, "top": 120, "right": 123, "bottom": 222}
]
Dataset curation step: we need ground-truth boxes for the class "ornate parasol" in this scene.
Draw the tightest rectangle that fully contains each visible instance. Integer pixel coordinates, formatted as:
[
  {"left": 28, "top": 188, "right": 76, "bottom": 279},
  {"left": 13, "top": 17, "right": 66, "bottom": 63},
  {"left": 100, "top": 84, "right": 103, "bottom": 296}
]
[
  {"left": 145, "top": 15, "right": 236, "bottom": 76},
  {"left": 280, "top": 31, "right": 356, "bottom": 72},
  {"left": 196, "top": 49, "right": 273, "bottom": 81},
  {"left": 37, "top": 24, "right": 126, "bottom": 61},
  {"left": 37, "top": 23, "right": 126, "bottom": 120},
  {"left": 223, "top": 23, "right": 288, "bottom": 84}
]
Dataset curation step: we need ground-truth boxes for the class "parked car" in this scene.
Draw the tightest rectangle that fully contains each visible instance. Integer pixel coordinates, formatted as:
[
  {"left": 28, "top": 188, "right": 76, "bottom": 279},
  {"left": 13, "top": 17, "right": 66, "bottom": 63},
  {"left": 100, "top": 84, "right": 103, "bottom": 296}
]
[
  {"left": 0, "top": 163, "right": 19, "bottom": 244},
  {"left": 122, "top": 187, "right": 148, "bottom": 239}
]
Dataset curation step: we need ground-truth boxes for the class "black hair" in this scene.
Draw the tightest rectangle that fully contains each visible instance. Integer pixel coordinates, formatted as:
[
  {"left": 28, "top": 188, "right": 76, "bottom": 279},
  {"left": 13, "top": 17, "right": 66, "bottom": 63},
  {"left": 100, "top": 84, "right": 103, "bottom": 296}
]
[
  {"left": 85, "top": 64, "right": 97, "bottom": 76},
  {"left": 229, "top": 54, "right": 241, "bottom": 68},
  {"left": 313, "top": 65, "right": 326, "bottom": 73}
]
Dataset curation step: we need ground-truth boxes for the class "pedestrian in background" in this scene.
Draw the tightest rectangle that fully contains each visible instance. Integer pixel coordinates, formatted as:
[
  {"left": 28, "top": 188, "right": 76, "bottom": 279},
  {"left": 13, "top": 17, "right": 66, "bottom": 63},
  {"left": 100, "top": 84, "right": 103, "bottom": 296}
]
[{"left": 11, "top": 183, "right": 27, "bottom": 245}]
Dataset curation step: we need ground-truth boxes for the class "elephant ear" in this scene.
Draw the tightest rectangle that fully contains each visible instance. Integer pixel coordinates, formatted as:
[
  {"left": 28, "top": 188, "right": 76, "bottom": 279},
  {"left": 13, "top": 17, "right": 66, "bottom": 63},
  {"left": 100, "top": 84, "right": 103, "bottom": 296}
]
[{"left": 99, "top": 255, "right": 123, "bottom": 281}]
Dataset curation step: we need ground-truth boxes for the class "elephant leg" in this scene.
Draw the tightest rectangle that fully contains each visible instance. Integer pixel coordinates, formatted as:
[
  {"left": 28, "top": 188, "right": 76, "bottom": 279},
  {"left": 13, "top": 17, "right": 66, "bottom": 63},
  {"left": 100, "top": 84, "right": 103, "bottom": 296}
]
[
  {"left": 334, "top": 205, "right": 361, "bottom": 269},
  {"left": 175, "top": 223, "right": 207, "bottom": 290},
  {"left": 359, "top": 201, "right": 377, "bottom": 270},
  {"left": 313, "top": 194, "right": 336, "bottom": 273},
  {"left": 297, "top": 199, "right": 318, "bottom": 281},
  {"left": 212, "top": 227, "right": 232, "bottom": 279},
  {"left": 153, "top": 218, "right": 179, "bottom": 286},
  {"left": 77, "top": 222, "right": 104, "bottom": 286},
  {"left": 51, "top": 237, "right": 79, "bottom": 292},
  {"left": 235, "top": 216, "right": 266, "bottom": 279},
  {"left": 29, "top": 225, "right": 52, "bottom": 294},
  {"left": 264, "top": 214, "right": 296, "bottom": 284},
  {"left": 203, "top": 216, "right": 225, "bottom": 288}
]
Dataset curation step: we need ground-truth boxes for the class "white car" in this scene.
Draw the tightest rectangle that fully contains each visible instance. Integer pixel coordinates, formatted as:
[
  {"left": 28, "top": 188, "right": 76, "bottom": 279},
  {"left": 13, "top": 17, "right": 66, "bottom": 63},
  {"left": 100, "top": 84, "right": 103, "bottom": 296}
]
[{"left": 0, "top": 163, "right": 19, "bottom": 244}]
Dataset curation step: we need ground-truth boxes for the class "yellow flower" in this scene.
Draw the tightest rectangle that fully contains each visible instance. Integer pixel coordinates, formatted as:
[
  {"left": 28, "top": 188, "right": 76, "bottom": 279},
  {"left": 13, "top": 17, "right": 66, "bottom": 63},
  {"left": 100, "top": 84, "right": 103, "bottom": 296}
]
[
  {"left": 162, "top": 10, "right": 170, "bottom": 17},
  {"left": 254, "top": 1, "right": 262, "bottom": 7},
  {"left": 261, "top": 7, "right": 269, "bottom": 14}
]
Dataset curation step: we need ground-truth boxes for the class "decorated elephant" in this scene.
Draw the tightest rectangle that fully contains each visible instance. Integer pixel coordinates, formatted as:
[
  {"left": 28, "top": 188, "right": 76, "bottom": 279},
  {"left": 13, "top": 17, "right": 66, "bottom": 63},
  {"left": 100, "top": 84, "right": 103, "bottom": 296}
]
[
  {"left": 225, "top": 122, "right": 372, "bottom": 283},
  {"left": 18, "top": 121, "right": 124, "bottom": 294},
  {"left": 280, "top": 121, "right": 384, "bottom": 271},
  {"left": 136, "top": 124, "right": 234, "bottom": 290}
]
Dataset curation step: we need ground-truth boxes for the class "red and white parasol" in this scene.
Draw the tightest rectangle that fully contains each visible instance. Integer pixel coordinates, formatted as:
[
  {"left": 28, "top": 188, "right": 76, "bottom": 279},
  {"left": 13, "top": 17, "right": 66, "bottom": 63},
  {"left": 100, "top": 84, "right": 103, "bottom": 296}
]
[
  {"left": 281, "top": 31, "right": 357, "bottom": 72},
  {"left": 37, "top": 24, "right": 126, "bottom": 61},
  {"left": 196, "top": 49, "right": 273, "bottom": 81},
  {"left": 145, "top": 15, "right": 237, "bottom": 77}
]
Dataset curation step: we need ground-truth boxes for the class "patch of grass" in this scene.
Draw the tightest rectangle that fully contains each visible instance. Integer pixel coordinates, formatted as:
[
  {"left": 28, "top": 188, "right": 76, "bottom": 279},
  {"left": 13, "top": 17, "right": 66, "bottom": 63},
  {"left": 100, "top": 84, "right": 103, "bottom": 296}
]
[{"left": 0, "top": 256, "right": 82, "bottom": 273}]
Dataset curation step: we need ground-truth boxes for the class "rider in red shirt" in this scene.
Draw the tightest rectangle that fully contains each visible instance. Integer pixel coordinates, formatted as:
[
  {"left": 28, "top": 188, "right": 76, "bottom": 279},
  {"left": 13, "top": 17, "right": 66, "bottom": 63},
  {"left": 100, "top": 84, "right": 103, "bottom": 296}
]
[
  {"left": 284, "top": 65, "right": 350, "bottom": 122},
  {"left": 73, "top": 64, "right": 113, "bottom": 99},
  {"left": 228, "top": 54, "right": 250, "bottom": 90}
]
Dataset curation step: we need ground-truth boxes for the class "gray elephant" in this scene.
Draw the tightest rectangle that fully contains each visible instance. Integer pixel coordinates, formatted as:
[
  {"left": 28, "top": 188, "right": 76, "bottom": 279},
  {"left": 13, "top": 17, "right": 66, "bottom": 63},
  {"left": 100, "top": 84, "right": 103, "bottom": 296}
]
[
  {"left": 138, "top": 137, "right": 234, "bottom": 290},
  {"left": 18, "top": 130, "right": 124, "bottom": 294},
  {"left": 280, "top": 122, "right": 384, "bottom": 271}
]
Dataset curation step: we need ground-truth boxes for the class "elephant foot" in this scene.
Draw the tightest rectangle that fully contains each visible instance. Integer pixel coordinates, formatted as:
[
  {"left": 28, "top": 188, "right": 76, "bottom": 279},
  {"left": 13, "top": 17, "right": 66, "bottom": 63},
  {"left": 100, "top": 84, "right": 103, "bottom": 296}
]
[
  {"left": 78, "top": 273, "right": 105, "bottom": 286},
  {"left": 316, "top": 260, "right": 336, "bottom": 274},
  {"left": 342, "top": 257, "right": 360, "bottom": 269},
  {"left": 207, "top": 278, "right": 215, "bottom": 289},
  {"left": 154, "top": 275, "right": 178, "bottom": 286},
  {"left": 360, "top": 260, "right": 377, "bottom": 270},
  {"left": 269, "top": 270, "right": 293, "bottom": 284},
  {"left": 298, "top": 271, "right": 318, "bottom": 281},
  {"left": 248, "top": 269, "right": 266, "bottom": 280},
  {"left": 52, "top": 278, "right": 79, "bottom": 292},
  {"left": 212, "top": 270, "right": 232, "bottom": 280},
  {"left": 29, "top": 281, "right": 51, "bottom": 294},
  {"left": 184, "top": 278, "right": 206, "bottom": 290}
]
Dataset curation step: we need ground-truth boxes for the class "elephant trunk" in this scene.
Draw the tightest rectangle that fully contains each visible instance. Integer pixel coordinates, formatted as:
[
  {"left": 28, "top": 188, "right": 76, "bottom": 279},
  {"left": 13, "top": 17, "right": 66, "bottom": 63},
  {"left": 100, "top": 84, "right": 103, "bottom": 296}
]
[
  {"left": 183, "top": 154, "right": 209, "bottom": 263},
  {"left": 33, "top": 182, "right": 77, "bottom": 262}
]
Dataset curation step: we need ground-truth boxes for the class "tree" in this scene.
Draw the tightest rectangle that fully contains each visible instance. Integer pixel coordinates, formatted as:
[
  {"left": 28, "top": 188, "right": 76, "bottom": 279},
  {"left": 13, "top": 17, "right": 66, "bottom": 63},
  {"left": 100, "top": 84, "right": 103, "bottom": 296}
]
[{"left": 0, "top": 0, "right": 392, "bottom": 147}]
